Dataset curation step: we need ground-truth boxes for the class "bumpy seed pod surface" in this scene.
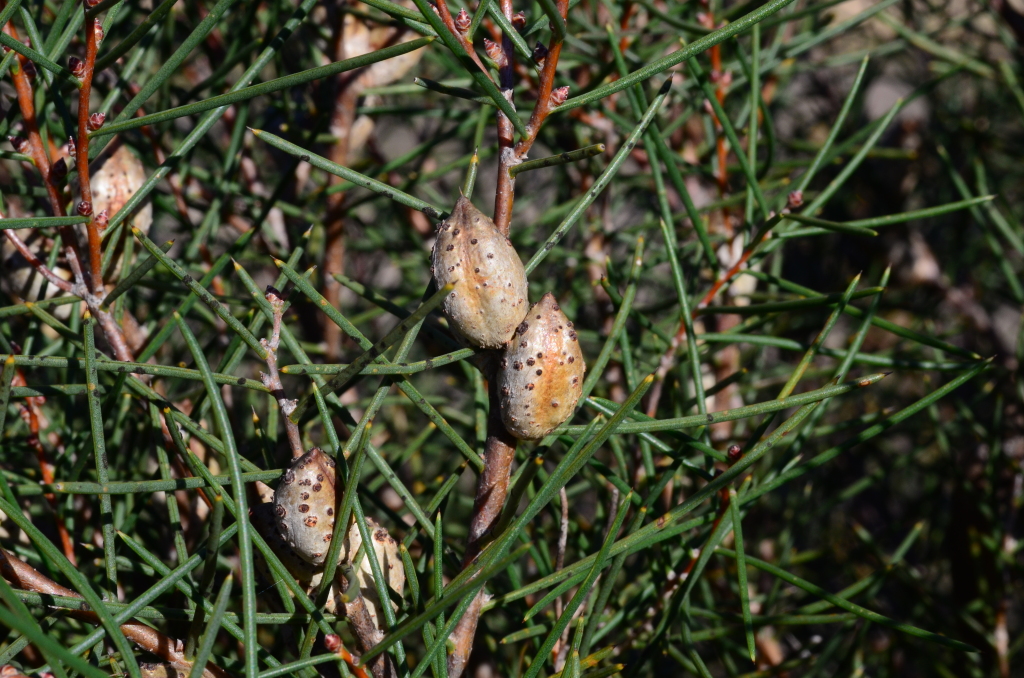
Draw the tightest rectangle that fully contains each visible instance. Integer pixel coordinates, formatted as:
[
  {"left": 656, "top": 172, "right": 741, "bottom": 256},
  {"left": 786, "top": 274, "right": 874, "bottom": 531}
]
[
  {"left": 273, "top": 448, "right": 337, "bottom": 566},
  {"left": 431, "top": 196, "right": 529, "bottom": 348},
  {"left": 498, "top": 293, "right": 586, "bottom": 440}
]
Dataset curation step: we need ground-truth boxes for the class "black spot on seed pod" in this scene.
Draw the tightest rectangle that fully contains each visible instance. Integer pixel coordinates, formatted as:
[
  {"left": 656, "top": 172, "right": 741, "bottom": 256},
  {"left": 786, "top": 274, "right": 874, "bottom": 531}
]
[
  {"left": 312, "top": 483, "right": 322, "bottom": 492},
  {"left": 316, "top": 474, "right": 324, "bottom": 482},
  {"left": 527, "top": 383, "right": 535, "bottom": 390},
  {"left": 304, "top": 516, "right": 318, "bottom": 527},
  {"left": 275, "top": 505, "right": 286, "bottom": 517},
  {"left": 518, "top": 321, "right": 529, "bottom": 334},
  {"left": 453, "top": 228, "right": 460, "bottom": 235},
  {"left": 536, "top": 369, "right": 543, "bottom": 375},
  {"left": 513, "top": 361, "right": 523, "bottom": 370},
  {"left": 298, "top": 504, "right": 310, "bottom": 513},
  {"left": 326, "top": 508, "right": 334, "bottom": 516},
  {"left": 500, "top": 358, "right": 508, "bottom": 369},
  {"left": 526, "top": 357, "right": 535, "bottom": 366},
  {"left": 300, "top": 492, "right": 309, "bottom": 500},
  {"left": 470, "top": 238, "right": 478, "bottom": 244},
  {"left": 568, "top": 356, "right": 574, "bottom": 363}
]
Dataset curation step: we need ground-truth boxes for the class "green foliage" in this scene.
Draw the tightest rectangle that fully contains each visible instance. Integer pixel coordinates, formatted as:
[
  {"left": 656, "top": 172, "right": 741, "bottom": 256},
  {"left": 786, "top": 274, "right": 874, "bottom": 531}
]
[{"left": 1, "top": 0, "right": 1022, "bottom": 677}]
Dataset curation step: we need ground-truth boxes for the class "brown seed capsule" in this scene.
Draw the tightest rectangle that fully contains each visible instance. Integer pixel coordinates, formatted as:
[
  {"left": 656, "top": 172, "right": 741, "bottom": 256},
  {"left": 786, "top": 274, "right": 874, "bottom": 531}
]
[
  {"left": 273, "top": 448, "right": 337, "bottom": 566},
  {"left": 497, "top": 293, "right": 585, "bottom": 440},
  {"left": 431, "top": 196, "right": 529, "bottom": 348}
]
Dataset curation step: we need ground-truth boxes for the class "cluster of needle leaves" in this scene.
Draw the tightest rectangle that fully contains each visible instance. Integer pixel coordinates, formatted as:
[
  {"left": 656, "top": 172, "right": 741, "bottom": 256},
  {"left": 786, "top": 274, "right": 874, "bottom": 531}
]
[{"left": 1, "top": 0, "right": 1023, "bottom": 677}]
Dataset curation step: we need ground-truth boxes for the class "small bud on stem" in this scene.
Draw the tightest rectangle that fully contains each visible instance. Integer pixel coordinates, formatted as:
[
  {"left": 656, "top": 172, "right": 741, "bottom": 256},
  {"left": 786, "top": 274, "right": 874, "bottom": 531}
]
[
  {"left": 88, "top": 112, "right": 106, "bottom": 131},
  {"left": 484, "top": 38, "right": 506, "bottom": 67},
  {"left": 532, "top": 41, "right": 548, "bottom": 65},
  {"left": 454, "top": 8, "right": 471, "bottom": 34},
  {"left": 50, "top": 157, "right": 68, "bottom": 183},
  {"left": 77, "top": 201, "right": 93, "bottom": 216},
  {"left": 549, "top": 86, "right": 569, "bottom": 107}
]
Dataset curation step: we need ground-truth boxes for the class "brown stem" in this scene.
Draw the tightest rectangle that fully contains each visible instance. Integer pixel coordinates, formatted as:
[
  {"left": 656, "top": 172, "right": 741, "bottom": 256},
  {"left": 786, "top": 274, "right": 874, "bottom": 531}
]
[
  {"left": 258, "top": 285, "right": 303, "bottom": 458},
  {"left": 1, "top": 230, "right": 75, "bottom": 294},
  {"left": 491, "top": 0, "right": 519, "bottom": 234},
  {"left": 464, "top": 371, "right": 519, "bottom": 563},
  {"left": 75, "top": 17, "right": 102, "bottom": 292},
  {"left": 0, "top": 548, "right": 232, "bottom": 678},
  {"left": 447, "top": 363, "right": 517, "bottom": 678},
  {"left": 10, "top": 367, "right": 77, "bottom": 566},
  {"left": 435, "top": 0, "right": 492, "bottom": 77},
  {"left": 4, "top": 20, "right": 134, "bottom": 364},
  {"left": 344, "top": 597, "right": 397, "bottom": 678},
  {"left": 446, "top": 589, "right": 488, "bottom": 678}
]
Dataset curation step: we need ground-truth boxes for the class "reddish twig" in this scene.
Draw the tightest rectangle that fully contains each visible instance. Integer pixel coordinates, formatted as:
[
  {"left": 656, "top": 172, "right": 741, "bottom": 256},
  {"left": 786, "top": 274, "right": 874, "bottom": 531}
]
[
  {"left": 9, "top": 364, "right": 77, "bottom": 565},
  {"left": 492, "top": 0, "right": 570, "bottom": 234},
  {"left": 437, "top": 0, "right": 492, "bottom": 77},
  {"left": 1, "top": 230, "right": 75, "bottom": 295},
  {"left": 0, "top": 548, "right": 232, "bottom": 678},
  {"left": 644, "top": 190, "right": 803, "bottom": 419},
  {"left": 3, "top": 19, "right": 135, "bottom": 363},
  {"left": 74, "top": 18, "right": 102, "bottom": 292},
  {"left": 325, "top": 634, "right": 373, "bottom": 678}
]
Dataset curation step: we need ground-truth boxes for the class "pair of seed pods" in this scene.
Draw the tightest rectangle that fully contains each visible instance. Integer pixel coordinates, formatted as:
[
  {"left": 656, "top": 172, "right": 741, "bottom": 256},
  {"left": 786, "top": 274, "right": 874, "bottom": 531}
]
[
  {"left": 270, "top": 448, "right": 404, "bottom": 628},
  {"left": 431, "top": 197, "right": 586, "bottom": 440}
]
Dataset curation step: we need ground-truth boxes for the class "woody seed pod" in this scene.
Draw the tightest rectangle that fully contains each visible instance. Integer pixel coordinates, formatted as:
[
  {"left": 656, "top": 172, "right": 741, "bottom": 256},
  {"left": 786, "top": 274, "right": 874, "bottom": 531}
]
[
  {"left": 339, "top": 517, "right": 406, "bottom": 630},
  {"left": 431, "top": 196, "right": 529, "bottom": 348},
  {"left": 273, "top": 448, "right": 337, "bottom": 566},
  {"left": 498, "top": 293, "right": 585, "bottom": 440}
]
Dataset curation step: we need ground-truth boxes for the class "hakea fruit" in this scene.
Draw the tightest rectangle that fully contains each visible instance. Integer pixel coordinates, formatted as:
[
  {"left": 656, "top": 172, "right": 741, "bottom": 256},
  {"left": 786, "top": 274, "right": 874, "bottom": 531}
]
[
  {"left": 273, "top": 447, "right": 337, "bottom": 566},
  {"left": 431, "top": 196, "right": 529, "bottom": 349},
  {"left": 454, "top": 8, "right": 471, "bottom": 34},
  {"left": 339, "top": 517, "right": 406, "bottom": 631},
  {"left": 498, "top": 293, "right": 585, "bottom": 440}
]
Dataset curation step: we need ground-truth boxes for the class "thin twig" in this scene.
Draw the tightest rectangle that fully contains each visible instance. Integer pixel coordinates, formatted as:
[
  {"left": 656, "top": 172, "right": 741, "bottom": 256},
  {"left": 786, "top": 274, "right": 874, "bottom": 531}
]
[
  {"left": 449, "top": 360, "right": 517, "bottom": 678},
  {"left": 9, "top": 363, "right": 77, "bottom": 565},
  {"left": 491, "top": 0, "right": 519, "bottom": 234},
  {"left": 644, "top": 193, "right": 802, "bottom": 417},
  {"left": 74, "top": 17, "right": 103, "bottom": 293},
  {"left": 258, "top": 285, "right": 302, "bottom": 458},
  {"left": 0, "top": 548, "right": 231, "bottom": 678},
  {"left": 1, "top": 230, "right": 75, "bottom": 294}
]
